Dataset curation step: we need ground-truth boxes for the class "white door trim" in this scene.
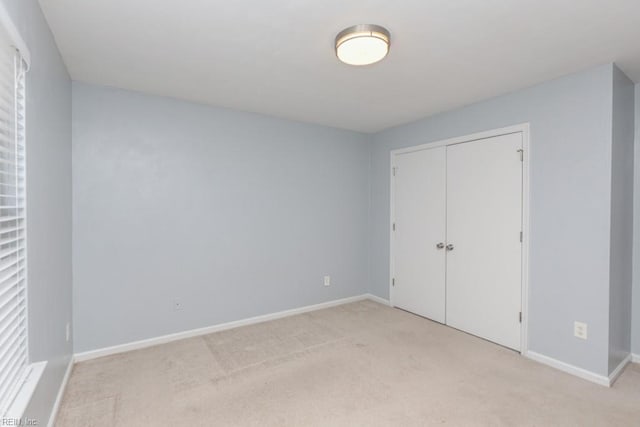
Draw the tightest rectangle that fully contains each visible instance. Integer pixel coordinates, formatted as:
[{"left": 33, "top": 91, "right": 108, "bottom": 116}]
[{"left": 389, "top": 123, "right": 531, "bottom": 355}]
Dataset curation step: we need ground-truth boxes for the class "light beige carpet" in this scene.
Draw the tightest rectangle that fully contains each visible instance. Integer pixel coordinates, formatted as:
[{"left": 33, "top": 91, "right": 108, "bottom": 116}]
[{"left": 56, "top": 301, "right": 640, "bottom": 426}]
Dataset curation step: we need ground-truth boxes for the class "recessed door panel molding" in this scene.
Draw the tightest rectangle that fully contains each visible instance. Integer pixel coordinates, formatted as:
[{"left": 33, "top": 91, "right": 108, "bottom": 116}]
[
  {"left": 445, "top": 132, "right": 523, "bottom": 351},
  {"left": 391, "top": 147, "right": 446, "bottom": 322}
]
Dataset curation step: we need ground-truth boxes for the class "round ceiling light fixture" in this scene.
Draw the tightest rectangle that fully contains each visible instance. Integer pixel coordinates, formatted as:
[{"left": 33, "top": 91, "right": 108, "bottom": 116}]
[{"left": 335, "top": 24, "right": 390, "bottom": 66}]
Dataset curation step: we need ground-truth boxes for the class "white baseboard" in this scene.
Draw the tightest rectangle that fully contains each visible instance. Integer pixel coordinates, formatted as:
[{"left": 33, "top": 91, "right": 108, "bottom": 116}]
[
  {"left": 525, "top": 351, "right": 610, "bottom": 387},
  {"left": 365, "top": 293, "right": 391, "bottom": 306},
  {"left": 526, "top": 351, "right": 632, "bottom": 387},
  {"left": 631, "top": 353, "right": 639, "bottom": 363},
  {"left": 47, "top": 357, "right": 74, "bottom": 427},
  {"left": 608, "top": 354, "right": 631, "bottom": 386},
  {"left": 75, "top": 294, "right": 375, "bottom": 362}
]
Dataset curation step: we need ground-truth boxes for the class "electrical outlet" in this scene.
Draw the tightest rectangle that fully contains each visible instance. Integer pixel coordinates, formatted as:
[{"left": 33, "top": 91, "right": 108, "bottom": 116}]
[
  {"left": 174, "top": 300, "right": 183, "bottom": 311},
  {"left": 574, "top": 321, "right": 587, "bottom": 340},
  {"left": 323, "top": 276, "right": 331, "bottom": 287},
  {"left": 65, "top": 322, "right": 70, "bottom": 342}
]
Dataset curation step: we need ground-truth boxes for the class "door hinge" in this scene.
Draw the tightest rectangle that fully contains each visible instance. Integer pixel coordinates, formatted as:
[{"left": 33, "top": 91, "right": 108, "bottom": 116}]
[
  {"left": 392, "top": 166, "right": 397, "bottom": 176},
  {"left": 519, "top": 312, "right": 522, "bottom": 323},
  {"left": 517, "top": 149, "right": 524, "bottom": 161},
  {"left": 520, "top": 231, "right": 523, "bottom": 242},
  {"left": 392, "top": 278, "right": 395, "bottom": 287},
  {"left": 393, "top": 223, "right": 396, "bottom": 231}
]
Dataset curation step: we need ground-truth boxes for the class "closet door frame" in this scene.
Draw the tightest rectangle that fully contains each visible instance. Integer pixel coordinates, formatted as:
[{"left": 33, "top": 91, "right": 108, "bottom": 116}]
[{"left": 389, "top": 123, "right": 531, "bottom": 355}]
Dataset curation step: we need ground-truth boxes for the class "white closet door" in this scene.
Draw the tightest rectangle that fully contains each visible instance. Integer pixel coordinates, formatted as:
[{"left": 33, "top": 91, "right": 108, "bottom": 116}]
[
  {"left": 392, "top": 147, "right": 446, "bottom": 322},
  {"left": 445, "top": 133, "right": 523, "bottom": 350}
]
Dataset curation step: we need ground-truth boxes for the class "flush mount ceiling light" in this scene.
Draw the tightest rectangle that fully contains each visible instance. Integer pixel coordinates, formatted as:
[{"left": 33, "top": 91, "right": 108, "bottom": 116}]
[{"left": 335, "top": 24, "right": 390, "bottom": 66}]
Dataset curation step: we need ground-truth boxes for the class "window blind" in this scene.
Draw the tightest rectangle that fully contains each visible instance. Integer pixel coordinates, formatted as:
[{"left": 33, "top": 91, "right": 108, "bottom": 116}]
[{"left": 0, "top": 23, "right": 27, "bottom": 416}]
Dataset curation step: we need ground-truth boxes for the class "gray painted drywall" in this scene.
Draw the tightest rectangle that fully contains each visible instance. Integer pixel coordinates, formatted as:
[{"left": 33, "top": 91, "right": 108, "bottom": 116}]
[
  {"left": 72, "top": 83, "right": 370, "bottom": 353},
  {"left": 0, "top": 0, "right": 73, "bottom": 424},
  {"left": 634, "top": 83, "right": 640, "bottom": 357},
  {"left": 370, "top": 64, "right": 615, "bottom": 376},
  {"left": 608, "top": 65, "right": 634, "bottom": 373}
]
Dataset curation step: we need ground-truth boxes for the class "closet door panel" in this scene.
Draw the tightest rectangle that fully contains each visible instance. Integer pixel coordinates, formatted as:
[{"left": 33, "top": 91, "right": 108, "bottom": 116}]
[
  {"left": 445, "top": 133, "right": 523, "bottom": 350},
  {"left": 392, "top": 147, "right": 446, "bottom": 322}
]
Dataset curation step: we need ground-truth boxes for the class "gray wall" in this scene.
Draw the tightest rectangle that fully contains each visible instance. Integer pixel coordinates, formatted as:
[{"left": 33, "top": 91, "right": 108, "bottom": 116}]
[
  {"left": 370, "top": 65, "right": 615, "bottom": 376},
  {"left": 608, "top": 65, "right": 634, "bottom": 373},
  {"left": 634, "top": 83, "right": 640, "bottom": 356},
  {"left": 0, "top": 0, "right": 73, "bottom": 424},
  {"left": 72, "top": 83, "right": 370, "bottom": 353}
]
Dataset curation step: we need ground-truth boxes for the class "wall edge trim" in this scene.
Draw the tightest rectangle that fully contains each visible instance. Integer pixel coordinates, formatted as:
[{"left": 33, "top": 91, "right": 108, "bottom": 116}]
[
  {"left": 525, "top": 351, "right": 610, "bottom": 387},
  {"left": 608, "top": 353, "right": 632, "bottom": 386},
  {"left": 74, "top": 294, "right": 378, "bottom": 362},
  {"left": 46, "top": 357, "right": 74, "bottom": 427},
  {"left": 364, "top": 293, "right": 391, "bottom": 306}
]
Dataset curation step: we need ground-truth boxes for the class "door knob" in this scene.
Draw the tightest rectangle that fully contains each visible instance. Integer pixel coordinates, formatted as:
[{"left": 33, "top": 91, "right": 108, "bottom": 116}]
[
  {"left": 436, "top": 242, "right": 445, "bottom": 249},
  {"left": 446, "top": 244, "right": 454, "bottom": 251}
]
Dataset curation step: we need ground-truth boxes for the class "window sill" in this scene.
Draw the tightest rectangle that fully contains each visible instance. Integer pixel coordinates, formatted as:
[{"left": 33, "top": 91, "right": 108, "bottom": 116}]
[{"left": 4, "top": 361, "right": 47, "bottom": 422}]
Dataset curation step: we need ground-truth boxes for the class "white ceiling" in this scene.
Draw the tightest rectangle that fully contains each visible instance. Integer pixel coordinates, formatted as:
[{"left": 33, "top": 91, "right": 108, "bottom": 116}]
[{"left": 39, "top": 0, "right": 640, "bottom": 133}]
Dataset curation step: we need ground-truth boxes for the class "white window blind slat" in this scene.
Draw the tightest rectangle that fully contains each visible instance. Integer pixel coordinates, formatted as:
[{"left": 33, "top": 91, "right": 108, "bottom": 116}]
[
  {"left": 0, "top": 274, "right": 22, "bottom": 299},
  {"left": 0, "top": 247, "right": 22, "bottom": 261},
  {"left": 0, "top": 226, "right": 23, "bottom": 234},
  {"left": 0, "top": 297, "right": 24, "bottom": 331},
  {"left": 0, "top": 158, "right": 22, "bottom": 167},
  {"left": 0, "top": 234, "right": 23, "bottom": 245},
  {"left": 0, "top": 321, "right": 24, "bottom": 363},
  {"left": 0, "top": 343, "right": 27, "bottom": 404},
  {"left": 0, "top": 257, "right": 24, "bottom": 274},
  {"left": 0, "top": 216, "right": 22, "bottom": 223},
  {"left": 0, "top": 347, "right": 26, "bottom": 396},
  {"left": 0, "top": 264, "right": 24, "bottom": 285},
  {"left": 0, "top": 144, "right": 22, "bottom": 155},
  {"left": 0, "top": 279, "right": 23, "bottom": 314},
  {"left": 0, "top": 17, "right": 27, "bottom": 416},
  {"left": 0, "top": 170, "right": 22, "bottom": 180},
  {"left": 0, "top": 293, "right": 18, "bottom": 324}
]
